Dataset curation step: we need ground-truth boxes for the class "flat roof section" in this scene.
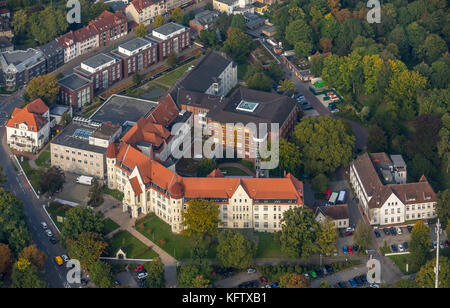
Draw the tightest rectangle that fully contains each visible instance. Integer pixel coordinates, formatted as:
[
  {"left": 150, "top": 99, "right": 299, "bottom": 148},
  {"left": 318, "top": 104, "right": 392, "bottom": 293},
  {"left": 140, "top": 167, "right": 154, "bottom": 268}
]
[
  {"left": 89, "top": 94, "right": 159, "bottom": 126},
  {"left": 58, "top": 73, "right": 92, "bottom": 91}
]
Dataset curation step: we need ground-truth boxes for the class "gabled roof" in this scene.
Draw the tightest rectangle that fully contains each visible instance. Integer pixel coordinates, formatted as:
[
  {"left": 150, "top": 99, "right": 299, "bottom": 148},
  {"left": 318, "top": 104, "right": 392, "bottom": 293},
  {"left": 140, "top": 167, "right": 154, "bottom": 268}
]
[
  {"left": 315, "top": 204, "right": 349, "bottom": 221},
  {"left": 7, "top": 104, "right": 48, "bottom": 132},
  {"left": 147, "top": 95, "right": 179, "bottom": 127},
  {"left": 24, "top": 98, "right": 49, "bottom": 115},
  {"left": 130, "top": 0, "right": 154, "bottom": 13},
  {"left": 208, "top": 169, "right": 225, "bottom": 178},
  {"left": 89, "top": 11, "right": 127, "bottom": 33},
  {"left": 130, "top": 177, "right": 143, "bottom": 195}
]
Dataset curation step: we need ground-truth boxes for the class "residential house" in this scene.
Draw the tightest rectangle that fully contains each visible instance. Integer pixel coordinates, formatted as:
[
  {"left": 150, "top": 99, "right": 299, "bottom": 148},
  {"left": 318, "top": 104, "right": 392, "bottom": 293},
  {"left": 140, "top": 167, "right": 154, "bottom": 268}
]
[
  {"left": 38, "top": 39, "right": 65, "bottom": 73},
  {"left": 6, "top": 99, "right": 50, "bottom": 153},
  {"left": 125, "top": 0, "right": 167, "bottom": 25},
  {"left": 189, "top": 10, "right": 220, "bottom": 36},
  {"left": 315, "top": 204, "right": 350, "bottom": 229}
]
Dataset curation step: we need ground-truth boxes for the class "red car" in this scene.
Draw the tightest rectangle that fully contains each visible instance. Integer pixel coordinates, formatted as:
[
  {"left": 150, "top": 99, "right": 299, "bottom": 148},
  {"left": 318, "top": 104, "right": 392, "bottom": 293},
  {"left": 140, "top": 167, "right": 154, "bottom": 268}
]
[
  {"left": 445, "top": 241, "right": 450, "bottom": 248},
  {"left": 348, "top": 246, "right": 354, "bottom": 254},
  {"left": 134, "top": 265, "right": 144, "bottom": 272},
  {"left": 260, "top": 276, "right": 267, "bottom": 285}
]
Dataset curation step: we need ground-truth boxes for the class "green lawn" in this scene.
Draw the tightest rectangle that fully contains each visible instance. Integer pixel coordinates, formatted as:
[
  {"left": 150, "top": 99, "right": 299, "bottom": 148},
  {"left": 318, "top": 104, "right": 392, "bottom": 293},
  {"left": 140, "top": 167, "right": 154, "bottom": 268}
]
[
  {"left": 135, "top": 214, "right": 217, "bottom": 260},
  {"left": 389, "top": 254, "right": 412, "bottom": 275},
  {"left": 35, "top": 149, "right": 51, "bottom": 167},
  {"left": 238, "top": 160, "right": 256, "bottom": 174},
  {"left": 46, "top": 202, "right": 72, "bottom": 230},
  {"left": 19, "top": 157, "right": 43, "bottom": 192},
  {"left": 108, "top": 230, "right": 158, "bottom": 259},
  {"left": 155, "top": 60, "right": 198, "bottom": 87},
  {"left": 254, "top": 232, "right": 286, "bottom": 259},
  {"left": 103, "top": 218, "right": 120, "bottom": 235},
  {"left": 220, "top": 167, "right": 249, "bottom": 176},
  {"left": 103, "top": 187, "right": 124, "bottom": 201}
]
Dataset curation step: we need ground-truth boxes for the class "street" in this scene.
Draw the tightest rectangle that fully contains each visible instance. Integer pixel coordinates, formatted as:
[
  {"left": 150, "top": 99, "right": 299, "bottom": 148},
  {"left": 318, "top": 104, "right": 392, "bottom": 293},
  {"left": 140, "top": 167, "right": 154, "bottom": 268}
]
[{"left": 0, "top": 93, "right": 75, "bottom": 288}]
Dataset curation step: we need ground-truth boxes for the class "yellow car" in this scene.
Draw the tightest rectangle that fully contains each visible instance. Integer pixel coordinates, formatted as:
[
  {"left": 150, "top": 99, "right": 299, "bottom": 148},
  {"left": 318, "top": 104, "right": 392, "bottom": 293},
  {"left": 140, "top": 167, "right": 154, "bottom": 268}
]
[{"left": 55, "top": 256, "right": 63, "bottom": 266}]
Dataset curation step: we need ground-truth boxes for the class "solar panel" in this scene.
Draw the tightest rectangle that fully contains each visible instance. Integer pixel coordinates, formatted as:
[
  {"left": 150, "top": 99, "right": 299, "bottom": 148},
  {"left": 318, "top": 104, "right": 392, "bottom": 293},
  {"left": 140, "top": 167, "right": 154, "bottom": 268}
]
[
  {"left": 73, "top": 128, "right": 93, "bottom": 140},
  {"left": 236, "top": 100, "right": 259, "bottom": 112}
]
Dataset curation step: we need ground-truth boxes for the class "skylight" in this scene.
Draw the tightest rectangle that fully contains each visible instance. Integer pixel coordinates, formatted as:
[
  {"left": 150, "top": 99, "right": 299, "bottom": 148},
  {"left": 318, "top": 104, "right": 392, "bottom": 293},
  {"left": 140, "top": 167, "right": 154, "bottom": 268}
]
[{"left": 236, "top": 100, "right": 259, "bottom": 113}]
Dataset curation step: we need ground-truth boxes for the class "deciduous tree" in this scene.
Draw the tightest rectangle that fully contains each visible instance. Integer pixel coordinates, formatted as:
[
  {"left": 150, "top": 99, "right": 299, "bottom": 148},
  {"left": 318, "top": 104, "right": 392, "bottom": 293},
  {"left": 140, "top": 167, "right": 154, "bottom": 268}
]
[
  {"left": 144, "top": 257, "right": 165, "bottom": 288},
  {"left": 279, "top": 273, "right": 311, "bottom": 288},
  {"left": 316, "top": 218, "right": 338, "bottom": 256},
  {"left": 18, "top": 246, "right": 47, "bottom": 270},
  {"left": 354, "top": 220, "right": 372, "bottom": 251},
  {"left": 60, "top": 206, "right": 105, "bottom": 245},
  {"left": 26, "top": 75, "right": 60, "bottom": 106},
  {"left": 217, "top": 230, "right": 256, "bottom": 270},
  {"left": 39, "top": 166, "right": 65, "bottom": 197},
  {"left": 416, "top": 256, "right": 450, "bottom": 288},
  {"left": 409, "top": 221, "right": 431, "bottom": 272},
  {"left": 182, "top": 199, "right": 220, "bottom": 238},
  {"left": 0, "top": 243, "right": 13, "bottom": 274},
  {"left": 67, "top": 232, "right": 108, "bottom": 269},
  {"left": 136, "top": 23, "right": 149, "bottom": 37}
]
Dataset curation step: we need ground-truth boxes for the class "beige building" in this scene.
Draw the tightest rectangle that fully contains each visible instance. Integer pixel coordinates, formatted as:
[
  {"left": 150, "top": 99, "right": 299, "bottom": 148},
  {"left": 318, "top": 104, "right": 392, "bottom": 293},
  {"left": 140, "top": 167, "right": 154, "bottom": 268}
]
[
  {"left": 51, "top": 118, "right": 121, "bottom": 179},
  {"left": 125, "top": 0, "right": 167, "bottom": 25},
  {"left": 315, "top": 204, "right": 350, "bottom": 229},
  {"left": 350, "top": 153, "right": 437, "bottom": 226}
]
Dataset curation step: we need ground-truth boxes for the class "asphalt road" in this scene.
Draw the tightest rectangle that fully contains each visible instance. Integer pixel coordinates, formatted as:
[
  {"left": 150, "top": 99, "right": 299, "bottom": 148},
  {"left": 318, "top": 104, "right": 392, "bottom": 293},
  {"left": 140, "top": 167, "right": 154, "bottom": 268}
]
[{"left": 0, "top": 94, "right": 76, "bottom": 288}]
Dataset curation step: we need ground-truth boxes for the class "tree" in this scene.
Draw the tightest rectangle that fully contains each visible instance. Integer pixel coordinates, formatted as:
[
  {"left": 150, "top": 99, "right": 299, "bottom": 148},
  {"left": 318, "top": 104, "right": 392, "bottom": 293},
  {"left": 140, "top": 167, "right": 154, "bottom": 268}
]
[
  {"left": 171, "top": 7, "right": 184, "bottom": 23},
  {"left": 246, "top": 72, "right": 272, "bottom": 92},
  {"left": 39, "top": 166, "right": 65, "bottom": 197},
  {"left": 409, "top": 221, "right": 431, "bottom": 272},
  {"left": 167, "top": 51, "right": 179, "bottom": 68},
  {"left": 279, "top": 207, "right": 319, "bottom": 259},
  {"left": 11, "top": 259, "right": 47, "bottom": 288},
  {"left": 389, "top": 278, "right": 418, "bottom": 288},
  {"left": 87, "top": 179, "right": 104, "bottom": 207},
  {"left": 273, "top": 139, "right": 302, "bottom": 178},
  {"left": 419, "top": 34, "right": 447, "bottom": 64},
  {"left": 60, "top": 113, "right": 72, "bottom": 127},
  {"left": 311, "top": 173, "right": 330, "bottom": 194},
  {"left": 178, "top": 263, "right": 211, "bottom": 288},
  {"left": 267, "top": 61, "right": 284, "bottom": 81},
  {"left": 136, "top": 24, "right": 148, "bottom": 37},
  {"left": 222, "top": 28, "right": 254, "bottom": 63},
  {"left": 285, "top": 19, "right": 313, "bottom": 48},
  {"left": 182, "top": 199, "right": 220, "bottom": 238},
  {"left": 197, "top": 158, "right": 216, "bottom": 177},
  {"left": 319, "top": 280, "right": 332, "bottom": 288},
  {"left": 192, "top": 275, "right": 211, "bottom": 288},
  {"left": 67, "top": 232, "right": 108, "bottom": 269},
  {"left": 204, "top": 2, "right": 214, "bottom": 11},
  {"left": 316, "top": 218, "right": 338, "bottom": 256},
  {"left": 318, "top": 37, "right": 333, "bottom": 53},
  {"left": 60, "top": 206, "right": 105, "bottom": 245},
  {"left": 416, "top": 256, "right": 450, "bottom": 288},
  {"left": 279, "top": 273, "right": 311, "bottom": 288},
  {"left": 154, "top": 15, "right": 165, "bottom": 28},
  {"left": 292, "top": 117, "right": 355, "bottom": 177},
  {"left": 354, "top": 220, "right": 372, "bottom": 251},
  {"left": 88, "top": 260, "right": 115, "bottom": 288},
  {"left": 144, "top": 257, "right": 165, "bottom": 288},
  {"left": 0, "top": 166, "right": 6, "bottom": 187},
  {"left": 0, "top": 243, "right": 13, "bottom": 274},
  {"left": 294, "top": 41, "right": 313, "bottom": 58},
  {"left": 25, "top": 75, "right": 60, "bottom": 106},
  {"left": 217, "top": 230, "right": 256, "bottom": 270},
  {"left": 230, "top": 14, "right": 246, "bottom": 31},
  {"left": 367, "top": 126, "right": 388, "bottom": 153},
  {"left": 29, "top": 7, "right": 68, "bottom": 44},
  {"left": 18, "top": 246, "right": 47, "bottom": 270},
  {"left": 436, "top": 189, "right": 450, "bottom": 229},
  {"left": 11, "top": 10, "right": 27, "bottom": 35},
  {"left": 279, "top": 79, "right": 295, "bottom": 93}
]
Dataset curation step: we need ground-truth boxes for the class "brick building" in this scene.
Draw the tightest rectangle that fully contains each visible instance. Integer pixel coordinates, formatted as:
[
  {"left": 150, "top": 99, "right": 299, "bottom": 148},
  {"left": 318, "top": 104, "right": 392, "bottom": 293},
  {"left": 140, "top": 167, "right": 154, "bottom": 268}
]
[
  {"left": 147, "top": 22, "right": 190, "bottom": 60},
  {"left": 58, "top": 74, "right": 93, "bottom": 110},
  {"left": 110, "top": 37, "right": 157, "bottom": 79},
  {"left": 74, "top": 53, "right": 122, "bottom": 92}
]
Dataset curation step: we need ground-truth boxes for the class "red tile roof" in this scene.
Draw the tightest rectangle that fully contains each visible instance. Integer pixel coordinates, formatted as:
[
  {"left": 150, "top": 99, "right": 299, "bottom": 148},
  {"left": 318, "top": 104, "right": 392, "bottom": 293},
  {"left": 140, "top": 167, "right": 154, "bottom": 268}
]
[
  {"left": 147, "top": 95, "right": 179, "bottom": 127},
  {"left": 7, "top": 106, "right": 48, "bottom": 132},
  {"left": 130, "top": 0, "right": 154, "bottom": 13},
  {"left": 208, "top": 169, "right": 225, "bottom": 177},
  {"left": 24, "top": 98, "right": 49, "bottom": 115},
  {"left": 89, "top": 11, "right": 127, "bottom": 33},
  {"left": 130, "top": 177, "right": 143, "bottom": 195}
]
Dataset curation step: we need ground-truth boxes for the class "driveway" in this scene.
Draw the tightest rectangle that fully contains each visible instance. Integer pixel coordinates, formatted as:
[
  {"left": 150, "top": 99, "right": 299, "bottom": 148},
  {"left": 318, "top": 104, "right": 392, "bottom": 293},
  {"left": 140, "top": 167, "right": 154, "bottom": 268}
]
[{"left": 311, "top": 263, "right": 368, "bottom": 288}]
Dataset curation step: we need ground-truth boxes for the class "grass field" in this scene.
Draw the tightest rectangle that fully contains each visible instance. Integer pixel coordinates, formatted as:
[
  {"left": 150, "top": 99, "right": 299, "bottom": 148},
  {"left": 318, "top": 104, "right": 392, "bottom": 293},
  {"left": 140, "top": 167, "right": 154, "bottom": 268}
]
[
  {"left": 103, "top": 187, "right": 124, "bottom": 201},
  {"left": 220, "top": 167, "right": 249, "bottom": 176},
  {"left": 108, "top": 230, "right": 158, "bottom": 259},
  {"left": 103, "top": 218, "right": 120, "bottom": 235},
  {"left": 46, "top": 202, "right": 72, "bottom": 230},
  {"left": 35, "top": 149, "right": 51, "bottom": 168},
  {"left": 254, "top": 232, "right": 286, "bottom": 259},
  {"left": 154, "top": 60, "right": 198, "bottom": 87},
  {"left": 19, "top": 157, "right": 43, "bottom": 191},
  {"left": 136, "top": 214, "right": 217, "bottom": 260},
  {"left": 389, "top": 254, "right": 411, "bottom": 274}
]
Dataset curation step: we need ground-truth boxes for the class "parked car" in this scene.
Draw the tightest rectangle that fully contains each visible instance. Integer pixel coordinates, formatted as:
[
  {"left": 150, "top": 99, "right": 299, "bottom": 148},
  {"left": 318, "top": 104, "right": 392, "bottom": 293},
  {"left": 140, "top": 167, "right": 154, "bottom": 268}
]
[
  {"left": 338, "top": 281, "right": 347, "bottom": 288},
  {"left": 391, "top": 244, "right": 398, "bottom": 252},
  {"left": 348, "top": 279, "right": 358, "bottom": 288},
  {"left": 315, "top": 268, "right": 324, "bottom": 277},
  {"left": 353, "top": 245, "right": 359, "bottom": 252},
  {"left": 40, "top": 222, "right": 48, "bottom": 230},
  {"left": 270, "top": 282, "right": 279, "bottom": 288},
  {"left": 369, "top": 283, "right": 380, "bottom": 288},
  {"left": 359, "top": 275, "right": 368, "bottom": 284},
  {"left": 45, "top": 229, "right": 53, "bottom": 237},
  {"left": 330, "top": 107, "right": 340, "bottom": 114},
  {"left": 301, "top": 104, "right": 313, "bottom": 110},
  {"left": 49, "top": 237, "right": 57, "bottom": 244},
  {"left": 354, "top": 276, "right": 363, "bottom": 286},
  {"left": 309, "top": 270, "right": 317, "bottom": 278},
  {"left": 134, "top": 265, "right": 144, "bottom": 273},
  {"left": 61, "top": 254, "right": 70, "bottom": 263},
  {"left": 247, "top": 268, "right": 256, "bottom": 274},
  {"left": 433, "top": 241, "right": 437, "bottom": 249},
  {"left": 54, "top": 256, "right": 64, "bottom": 266},
  {"left": 440, "top": 241, "right": 445, "bottom": 249},
  {"left": 407, "top": 225, "right": 413, "bottom": 233},
  {"left": 390, "top": 227, "right": 397, "bottom": 236},
  {"left": 343, "top": 245, "right": 348, "bottom": 254},
  {"left": 137, "top": 271, "right": 148, "bottom": 280},
  {"left": 397, "top": 227, "right": 402, "bottom": 235},
  {"left": 398, "top": 244, "right": 404, "bottom": 252},
  {"left": 383, "top": 228, "right": 390, "bottom": 235},
  {"left": 374, "top": 229, "right": 381, "bottom": 238},
  {"left": 348, "top": 246, "right": 354, "bottom": 254},
  {"left": 325, "top": 265, "right": 334, "bottom": 274},
  {"left": 260, "top": 276, "right": 267, "bottom": 285},
  {"left": 445, "top": 240, "right": 450, "bottom": 248},
  {"left": 403, "top": 242, "right": 409, "bottom": 250}
]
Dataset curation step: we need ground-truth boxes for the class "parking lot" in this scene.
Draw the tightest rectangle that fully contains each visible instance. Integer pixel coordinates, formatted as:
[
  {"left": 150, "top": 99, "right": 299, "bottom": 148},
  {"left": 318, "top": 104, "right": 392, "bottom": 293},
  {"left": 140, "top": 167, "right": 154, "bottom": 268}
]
[
  {"left": 375, "top": 226, "right": 413, "bottom": 253},
  {"left": 53, "top": 172, "right": 93, "bottom": 205}
]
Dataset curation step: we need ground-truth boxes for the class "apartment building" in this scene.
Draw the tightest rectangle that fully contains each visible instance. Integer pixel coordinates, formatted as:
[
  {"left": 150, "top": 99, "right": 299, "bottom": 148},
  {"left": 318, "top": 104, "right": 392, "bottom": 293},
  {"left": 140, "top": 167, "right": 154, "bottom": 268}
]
[
  {"left": 111, "top": 37, "right": 158, "bottom": 78},
  {"left": 90, "top": 11, "right": 128, "bottom": 47},
  {"left": 189, "top": 10, "right": 220, "bottom": 35},
  {"left": 349, "top": 153, "right": 437, "bottom": 226},
  {"left": 38, "top": 40, "right": 65, "bottom": 73},
  {"left": 175, "top": 50, "right": 237, "bottom": 98},
  {"left": 74, "top": 53, "right": 122, "bottom": 92},
  {"left": 6, "top": 99, "right": 50, "bottom": 153},
  {"left": 125, "top": 0, "right": 166, "bottom": 25},
  {"left": 147, "top": 22, "right": 191, "bottom": 60},
  {"left": 0, "top": 48, "right": 47, "bottom": 90},
  {"left": 58, "top": 74, "right": 94, "bottom": 109},
  {"left": 51, "top": 118, "right": 121, "bottom": 179}
]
